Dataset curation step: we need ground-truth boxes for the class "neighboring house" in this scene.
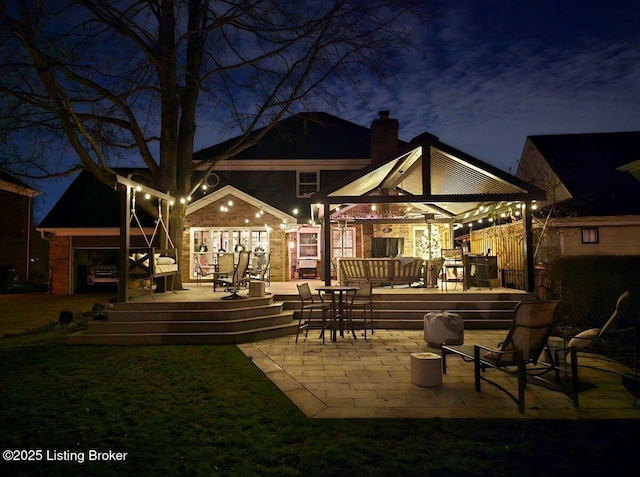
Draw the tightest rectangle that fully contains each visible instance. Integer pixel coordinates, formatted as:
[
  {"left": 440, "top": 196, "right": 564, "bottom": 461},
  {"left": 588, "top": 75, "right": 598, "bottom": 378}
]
[
  {"left": 516, "top": 132, "right": 640, "bottom": 260},
  {"left": 0, "top": 170, "right": 39, "bottom": 286},
  {"left": 38, "top": 111, "right": 406, "bottom": 294}
]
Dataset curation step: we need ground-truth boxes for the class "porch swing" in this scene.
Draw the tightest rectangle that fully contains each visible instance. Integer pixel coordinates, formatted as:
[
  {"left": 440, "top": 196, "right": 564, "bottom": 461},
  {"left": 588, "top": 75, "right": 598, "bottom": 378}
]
[{"left": 116, "top": 175, "right": 179, "bottom": 300}]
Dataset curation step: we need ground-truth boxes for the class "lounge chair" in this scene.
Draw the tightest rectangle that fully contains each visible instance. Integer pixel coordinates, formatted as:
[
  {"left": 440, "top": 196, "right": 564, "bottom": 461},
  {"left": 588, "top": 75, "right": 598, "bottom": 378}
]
[
  {"left": 441, "top": 300, "right": 579, "bottom": 413},
  {"left": 567, "top": 291, "right": 631, "bottom": 352}
]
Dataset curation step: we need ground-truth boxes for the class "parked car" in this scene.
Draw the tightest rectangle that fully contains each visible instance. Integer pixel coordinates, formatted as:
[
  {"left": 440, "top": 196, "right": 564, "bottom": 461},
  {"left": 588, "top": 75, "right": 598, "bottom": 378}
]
[{"left": 87, "top": 253, "right": 118, "bottom": 286}]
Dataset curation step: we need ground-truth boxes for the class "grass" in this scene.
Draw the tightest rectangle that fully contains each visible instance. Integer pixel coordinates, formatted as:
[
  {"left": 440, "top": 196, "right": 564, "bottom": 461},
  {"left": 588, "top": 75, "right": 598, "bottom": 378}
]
[{"left": 1, "top": 330, "right": 640, "bottom": 477}]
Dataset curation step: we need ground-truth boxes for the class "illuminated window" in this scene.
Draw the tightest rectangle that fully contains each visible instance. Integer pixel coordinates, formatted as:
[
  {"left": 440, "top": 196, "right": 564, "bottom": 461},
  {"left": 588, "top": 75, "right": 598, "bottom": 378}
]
[
  {"left": 297, "top": 171, "right": 319, "bottom": 197},
  {"left": 581, "top": 228, "right": 599, "bottom": 244}
]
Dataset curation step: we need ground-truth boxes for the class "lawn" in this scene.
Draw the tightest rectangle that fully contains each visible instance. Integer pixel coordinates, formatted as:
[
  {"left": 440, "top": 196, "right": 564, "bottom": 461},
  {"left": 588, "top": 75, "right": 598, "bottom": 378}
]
[{"left": 1, "top": 330, "right": 639, "bottom": 477}]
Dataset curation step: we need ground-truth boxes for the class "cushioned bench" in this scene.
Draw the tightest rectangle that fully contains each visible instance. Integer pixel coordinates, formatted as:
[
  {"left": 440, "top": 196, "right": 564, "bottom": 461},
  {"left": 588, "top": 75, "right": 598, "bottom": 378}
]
[{"left": 338, "top": 257, "right": 423, "bottom": 287}]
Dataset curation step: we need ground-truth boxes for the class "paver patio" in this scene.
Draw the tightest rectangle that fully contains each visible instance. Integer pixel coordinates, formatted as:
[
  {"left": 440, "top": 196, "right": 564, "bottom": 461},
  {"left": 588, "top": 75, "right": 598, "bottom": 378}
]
[{"left": 239, "top": 329, "right": 640, "bottom": 419}]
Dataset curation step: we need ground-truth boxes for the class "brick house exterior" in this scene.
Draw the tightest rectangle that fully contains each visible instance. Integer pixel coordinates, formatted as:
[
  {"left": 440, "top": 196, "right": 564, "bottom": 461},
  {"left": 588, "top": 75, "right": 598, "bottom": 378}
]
[{"left": 37, "top": 112, "right": 401, "bottom": 294}]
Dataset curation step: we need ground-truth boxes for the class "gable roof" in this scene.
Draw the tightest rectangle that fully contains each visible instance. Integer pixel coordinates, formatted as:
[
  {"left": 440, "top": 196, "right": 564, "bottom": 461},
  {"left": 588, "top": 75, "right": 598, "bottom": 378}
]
[
  {"left": 312, "top": 133, "right": 544, "bottom": 223},
  {"left": 194, "top": 112, "right": 406, "bottom": 161},
  {"left": 0, "top": 170, "right": 39, "bottom": 197},
  {"left": 38, "top": 170, "right": 156, "bottom": 229},
  {"left": 524, "top": 132, "right": 640, "bottom": 216},
  {"left": 187, "top": 184, "right": 297, "bottom": 222}
]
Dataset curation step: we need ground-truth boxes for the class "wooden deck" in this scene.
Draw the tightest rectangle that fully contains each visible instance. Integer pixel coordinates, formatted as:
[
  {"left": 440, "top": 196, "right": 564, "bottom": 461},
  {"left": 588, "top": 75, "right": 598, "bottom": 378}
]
[{"left": 67, "top": 279, "right": 536, "bottom": 345}]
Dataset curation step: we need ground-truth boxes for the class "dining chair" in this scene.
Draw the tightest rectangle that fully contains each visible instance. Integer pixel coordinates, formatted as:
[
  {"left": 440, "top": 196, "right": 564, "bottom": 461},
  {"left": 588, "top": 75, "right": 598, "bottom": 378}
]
[
  {"left": 296, "top": 283, "right": 332, "bottom": 344},
  {"left": 347, "top": 281, "right": 375, "bottom": 339}
]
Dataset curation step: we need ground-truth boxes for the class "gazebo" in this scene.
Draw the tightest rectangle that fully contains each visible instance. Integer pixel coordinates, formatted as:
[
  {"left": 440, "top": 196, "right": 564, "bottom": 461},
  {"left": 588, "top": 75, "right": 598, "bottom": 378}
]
[{"left": 310, "top": 133, "right": 546, "bottom": 292}]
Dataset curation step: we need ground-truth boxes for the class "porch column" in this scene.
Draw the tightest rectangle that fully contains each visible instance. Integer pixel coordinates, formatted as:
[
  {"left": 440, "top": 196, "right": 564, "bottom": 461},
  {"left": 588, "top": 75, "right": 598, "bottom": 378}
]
[
  {"left": 322, "top": 200, "right": 332, "bottom": 285},
  {"left": 118, "top": 185, "right": 131, "bottom": 303},
  {"left": 523, "top": 200, "right": 535, "bottom": 293}
]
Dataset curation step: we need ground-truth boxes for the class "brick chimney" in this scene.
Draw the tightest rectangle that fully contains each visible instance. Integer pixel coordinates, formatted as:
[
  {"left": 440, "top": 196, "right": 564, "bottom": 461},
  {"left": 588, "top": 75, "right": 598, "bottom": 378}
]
[{"left": 370, "top": 111, "right": 399, "bottom": 164}]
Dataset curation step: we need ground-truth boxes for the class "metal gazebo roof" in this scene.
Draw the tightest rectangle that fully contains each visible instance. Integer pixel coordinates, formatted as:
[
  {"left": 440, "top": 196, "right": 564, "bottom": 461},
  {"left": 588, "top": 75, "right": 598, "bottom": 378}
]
[
  {"left": 311, "top": 133, "right": 545, "bottom": 223},
  {"left": 310, "top": 133, "right": 544, "bottom": 291}
]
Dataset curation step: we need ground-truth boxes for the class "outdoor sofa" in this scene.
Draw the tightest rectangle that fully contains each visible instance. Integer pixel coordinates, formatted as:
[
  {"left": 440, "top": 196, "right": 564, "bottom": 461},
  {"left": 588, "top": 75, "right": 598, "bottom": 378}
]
[{"left": 338, "top": 257, "right": 423, "bottom": 287}]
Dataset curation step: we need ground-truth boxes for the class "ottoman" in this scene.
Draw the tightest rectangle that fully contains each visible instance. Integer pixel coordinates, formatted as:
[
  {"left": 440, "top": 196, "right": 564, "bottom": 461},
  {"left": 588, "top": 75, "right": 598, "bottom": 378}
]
[
  {"left": 424, "top": 311, "right": 464, "bottom": 348},
  {"left": 410, "top": 352, "right": 442, "bottom": 387}
]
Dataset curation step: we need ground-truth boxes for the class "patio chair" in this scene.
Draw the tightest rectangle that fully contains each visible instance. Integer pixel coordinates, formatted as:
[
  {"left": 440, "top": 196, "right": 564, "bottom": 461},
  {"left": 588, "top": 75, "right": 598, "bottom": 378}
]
[
  {"left": 295, "top": 283, "right": 332, "bottom": 344},
  {"left": 347, "top": 281, "right": 375, "bottom": 339},
  {"left": 565, "top": 291, "right": 637, "bottom": 380},
  {"left": 193, "top": 257, "right": 210, "bottom": 286},
  {"left": 567, "top": 291, "right": 631, "bottom": 352},
  {"left": 441, "top": 300, "right": 579, "bottom": 413},
  {"left": 250, "top": 252, "right": 270, "bottom": 285},
  {"left": 220, "top": 251, "right": 251, "bottom": 300},
  {"left": 212, "top": 252, "right": 235, "bottom": 292}
]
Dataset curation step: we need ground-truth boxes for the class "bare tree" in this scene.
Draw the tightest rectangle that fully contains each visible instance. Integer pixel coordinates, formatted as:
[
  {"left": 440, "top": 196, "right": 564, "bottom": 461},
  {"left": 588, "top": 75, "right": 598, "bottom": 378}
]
[
  {"left": 517, "top": 152, "right": 575, "bottom": 265},
  {"left": 0, "top": 0, "right": 425, "bottom": 287}
]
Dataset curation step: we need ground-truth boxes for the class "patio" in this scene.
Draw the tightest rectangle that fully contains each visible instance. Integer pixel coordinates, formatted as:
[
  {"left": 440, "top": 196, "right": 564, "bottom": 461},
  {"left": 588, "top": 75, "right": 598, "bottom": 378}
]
[
  {"left": 63, "top": 281, "right": 640, "bottom": 419},
  {"left": 238, "top": 329, "right": 640, "bottom": 419}
]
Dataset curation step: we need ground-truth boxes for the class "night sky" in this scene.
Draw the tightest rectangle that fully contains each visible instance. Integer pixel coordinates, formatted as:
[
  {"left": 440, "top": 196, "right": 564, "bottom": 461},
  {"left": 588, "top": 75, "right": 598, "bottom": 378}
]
[{"left": 33, "top": 1, "right": 640, "bottom": 221}]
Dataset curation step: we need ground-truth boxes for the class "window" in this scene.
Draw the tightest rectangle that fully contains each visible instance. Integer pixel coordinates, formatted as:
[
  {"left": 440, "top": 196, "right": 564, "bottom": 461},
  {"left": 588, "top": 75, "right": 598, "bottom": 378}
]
[
  {"left": 190, "top": 227, "right": 270, "bottom": 278},
  {"left": 581, "top": 228, "right": 599, "bottom": 244},
  {"left": 297, "top": 171, "right": 319, "bottom": 197},
  {"left": 332, "top": 227, "right": 355, "bottom": 258},
  {"left": 298, "top": 228, "right": 321, "bottom": 258}
]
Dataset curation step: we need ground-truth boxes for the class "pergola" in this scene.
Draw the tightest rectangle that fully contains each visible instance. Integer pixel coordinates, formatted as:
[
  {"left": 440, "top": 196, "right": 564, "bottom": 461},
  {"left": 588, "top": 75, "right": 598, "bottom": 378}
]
[{"left": 310, "top": 133, "right": 546, "bottom": 291}]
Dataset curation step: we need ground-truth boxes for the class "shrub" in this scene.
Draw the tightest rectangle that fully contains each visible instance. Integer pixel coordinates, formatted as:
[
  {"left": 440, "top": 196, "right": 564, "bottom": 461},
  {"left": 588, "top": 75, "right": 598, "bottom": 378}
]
[{"left": 546, "top": 256, "right": 640, "bottom": 330}]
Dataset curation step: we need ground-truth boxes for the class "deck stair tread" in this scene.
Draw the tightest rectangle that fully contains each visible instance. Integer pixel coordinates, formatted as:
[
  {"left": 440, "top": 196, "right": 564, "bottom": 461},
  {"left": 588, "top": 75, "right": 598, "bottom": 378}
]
[
  {"left": 106, "top": 303, "right": 286, "bottom": 321},
  {"left": 85, "top": 313, "right": 294, "bottom": 334},
  {"left": 67, "top": 322, "right": 299, "bottom": 345}
]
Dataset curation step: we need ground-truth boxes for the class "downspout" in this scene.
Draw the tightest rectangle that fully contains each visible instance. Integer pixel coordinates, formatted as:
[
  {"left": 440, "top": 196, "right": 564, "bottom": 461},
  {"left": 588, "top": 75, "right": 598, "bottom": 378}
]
[{"left": 26, "top": 195, "right": 32, "bottom": 283}]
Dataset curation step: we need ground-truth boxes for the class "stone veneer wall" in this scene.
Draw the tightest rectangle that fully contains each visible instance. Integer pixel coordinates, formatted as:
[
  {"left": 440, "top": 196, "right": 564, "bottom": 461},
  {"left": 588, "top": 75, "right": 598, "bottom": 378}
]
[{"left": 183, "top": 194, "right": 287, "bottom": 282}]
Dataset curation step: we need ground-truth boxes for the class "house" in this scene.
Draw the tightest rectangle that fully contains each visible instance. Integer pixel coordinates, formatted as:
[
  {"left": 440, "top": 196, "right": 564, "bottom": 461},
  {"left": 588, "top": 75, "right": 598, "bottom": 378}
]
[
  {"left": 0, "top": 170, "right": 39, "bottom": 287},
  {"left": 516, "top": 132, "right": 640, "bottom": 260},
  {"left": 37, "top": 112, "right": 406, "bottom": 294},
  {"left": 37, "top": 110, "right": 546, "bottom": 296}
]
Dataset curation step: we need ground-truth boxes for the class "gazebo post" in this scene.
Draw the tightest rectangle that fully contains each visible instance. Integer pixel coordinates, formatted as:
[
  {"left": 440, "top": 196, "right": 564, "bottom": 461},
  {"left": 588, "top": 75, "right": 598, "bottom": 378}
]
[
  {"left": 523, "top": 200, "right": 535, "bottom": 292},
  {"left": 322, "top": 200, "right": 332, "bottom": 285},
  {"left": 118, "top": 184, "right": 131, "bottom": 303}
]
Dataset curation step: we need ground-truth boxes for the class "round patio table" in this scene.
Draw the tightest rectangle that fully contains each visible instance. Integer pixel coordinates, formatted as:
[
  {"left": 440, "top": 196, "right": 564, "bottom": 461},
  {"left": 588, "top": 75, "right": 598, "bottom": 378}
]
[{"left": 315, "top": 285, "right": 359, "bottom": 341}]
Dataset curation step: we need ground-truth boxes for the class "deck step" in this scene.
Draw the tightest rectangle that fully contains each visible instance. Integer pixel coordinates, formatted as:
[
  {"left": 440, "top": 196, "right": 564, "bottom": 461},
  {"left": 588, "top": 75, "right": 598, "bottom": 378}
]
[
  {"left": 106, "top": 302, "right": 286, "bottom": 321},
  {"left": 84, "top": 313, "right": 294, "bottom": 334},
  {"left": 67, "top": 322, "right": 299, "bottom": 345}
]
